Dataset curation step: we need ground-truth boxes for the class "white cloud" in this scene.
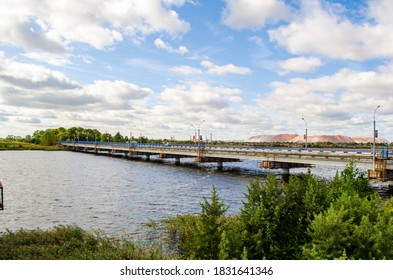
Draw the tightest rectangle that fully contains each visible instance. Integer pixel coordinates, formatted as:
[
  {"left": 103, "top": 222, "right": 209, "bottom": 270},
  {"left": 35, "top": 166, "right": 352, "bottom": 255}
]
[
  {"left": 154, "top": 38, "right": 189, "bottom": 54},
  {"left": 161, "top": 80, "right": 243, "bottom": 111},
  {"left": 0, "top": 56, "right": 80, "bottom": 90},
  {"left": 172, "top": 61, "right": 252, "bottom": 76},
  {"left": 222, "top": 0, "right": 291, "bottom": 29},
  {"left": 21, "top": 52, "right": 72, "bottom": 66},
  {"left": 257, "top": 63, "right": 393, "bottom": 135},
  {"left": 201, "top": 60, "right": 251, "bottom": 75},
  {"left": 278, "top": 56, "right": 323, "bottom": 75},
  {"left": 84, "top": 80, "right": 152, "bottom": 109},
  {"left": 0, "top": 0, "right": 190, "bottom": 52},
  {"left": 269, "top": 0, "right": 393, "bottom": 61},
  {"left": 0, "top": 56, "right": 152, "bottom": 112},
  {"left": 171, "top": 65, "right": 203, "bottom": 75}
]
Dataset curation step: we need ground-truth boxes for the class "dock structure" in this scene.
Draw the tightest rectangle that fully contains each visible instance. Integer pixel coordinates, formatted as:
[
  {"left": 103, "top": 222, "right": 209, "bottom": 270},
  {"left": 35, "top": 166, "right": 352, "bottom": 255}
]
[{"left": 61, "top": 141, "right": 393, "bottom": 184}]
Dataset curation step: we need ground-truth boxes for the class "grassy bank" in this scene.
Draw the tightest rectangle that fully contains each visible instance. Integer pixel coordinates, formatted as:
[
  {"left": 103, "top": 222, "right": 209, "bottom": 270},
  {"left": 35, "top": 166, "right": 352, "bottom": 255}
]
[
  {"left": 0, "top": 140, "right": 65, "bottom": 151},
  {"left": 0, "top": 225, "right": 169, "bottom": 260}
]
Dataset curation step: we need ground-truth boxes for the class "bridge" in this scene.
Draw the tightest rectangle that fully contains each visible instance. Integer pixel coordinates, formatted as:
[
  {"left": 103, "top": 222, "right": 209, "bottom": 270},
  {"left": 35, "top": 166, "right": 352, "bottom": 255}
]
[{"left": 60, "top": 141, "right": 393, "bottom": 183}]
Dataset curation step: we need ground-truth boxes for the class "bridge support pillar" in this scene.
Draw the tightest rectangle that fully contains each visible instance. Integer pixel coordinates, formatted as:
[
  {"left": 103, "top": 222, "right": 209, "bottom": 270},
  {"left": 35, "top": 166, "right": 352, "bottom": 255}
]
[
  {"left": 146, "top": 155, "right": 150, "bottom": 161},
  {"left": 175, "top": 157, "right": 180, "bottom": 165},
  {"left": 217, "top": 161, "right": 223, "bottom": 170},
  {"left": 282, "top": 168, "right": 290, "bottom": 183}
]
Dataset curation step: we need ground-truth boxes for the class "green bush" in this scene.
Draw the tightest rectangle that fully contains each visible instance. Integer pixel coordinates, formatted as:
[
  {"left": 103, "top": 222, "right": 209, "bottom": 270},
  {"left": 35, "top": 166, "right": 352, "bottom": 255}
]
[
  {"left": 164, "top": 161, "right": 393, "bottom": 260},
  {"left": 0, "top": 225, "right": 167, "bottom": 260}
]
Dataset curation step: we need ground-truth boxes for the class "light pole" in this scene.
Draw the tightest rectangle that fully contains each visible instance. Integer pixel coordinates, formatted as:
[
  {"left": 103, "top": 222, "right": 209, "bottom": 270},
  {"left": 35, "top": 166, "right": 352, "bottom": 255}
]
[
  {"left": 197, "top": 120, "right": 205, "bottom": 147},
  {"left": 373, "top": 105, "right": 381, "bottom": 171},
  {"left": 129, "top": 122, "right": 136, "bottom": 145},
  {"left": 302, "top": 117, "right": 308, "bottom": 149}
]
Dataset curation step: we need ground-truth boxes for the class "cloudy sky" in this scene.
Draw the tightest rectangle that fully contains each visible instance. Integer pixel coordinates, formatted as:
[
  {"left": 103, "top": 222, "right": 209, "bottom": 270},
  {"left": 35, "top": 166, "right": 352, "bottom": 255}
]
[{"left": 1, "top": 0, "right": 393, "bottom": 141}]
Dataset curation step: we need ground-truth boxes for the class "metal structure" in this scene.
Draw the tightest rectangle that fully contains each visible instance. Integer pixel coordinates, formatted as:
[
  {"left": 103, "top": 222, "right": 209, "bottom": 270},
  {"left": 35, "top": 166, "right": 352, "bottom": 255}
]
[{"left": 61, "top": 141, "right": 393, "bottom": 184}]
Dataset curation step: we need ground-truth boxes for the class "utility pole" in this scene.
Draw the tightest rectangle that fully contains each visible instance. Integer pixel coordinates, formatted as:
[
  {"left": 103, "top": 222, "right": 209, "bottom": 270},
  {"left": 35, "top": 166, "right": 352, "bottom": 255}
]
[
  {"left": 373, "top": 105, "right": 380, "bottom": 171},
  {"left": 302, "top": 117, "right": 308, "bottom": 149}
]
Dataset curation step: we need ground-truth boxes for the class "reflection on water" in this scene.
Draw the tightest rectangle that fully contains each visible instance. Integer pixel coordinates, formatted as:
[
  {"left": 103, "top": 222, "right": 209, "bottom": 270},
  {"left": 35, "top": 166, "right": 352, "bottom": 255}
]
[{"left": 0, "top": 151, "right": 391, "bottom": 238}]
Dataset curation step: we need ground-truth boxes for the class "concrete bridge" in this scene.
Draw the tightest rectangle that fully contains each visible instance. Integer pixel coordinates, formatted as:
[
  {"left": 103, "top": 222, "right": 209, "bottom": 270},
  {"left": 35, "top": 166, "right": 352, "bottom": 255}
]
[{"left": 60, "top": 141, "right": 393, "bottom": 183}]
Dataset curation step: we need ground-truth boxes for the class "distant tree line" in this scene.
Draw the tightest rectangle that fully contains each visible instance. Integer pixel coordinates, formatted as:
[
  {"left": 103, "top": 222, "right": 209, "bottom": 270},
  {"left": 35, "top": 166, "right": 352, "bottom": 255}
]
[{"left": 4, "top": 127, "right": 152, "bottom": 146}]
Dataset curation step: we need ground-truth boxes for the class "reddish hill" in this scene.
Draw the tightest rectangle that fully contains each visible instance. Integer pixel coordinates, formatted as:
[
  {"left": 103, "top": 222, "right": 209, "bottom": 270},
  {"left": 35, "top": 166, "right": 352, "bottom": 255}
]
[{"left": 246, "top": 134, "right": 390, "bottom": 143}]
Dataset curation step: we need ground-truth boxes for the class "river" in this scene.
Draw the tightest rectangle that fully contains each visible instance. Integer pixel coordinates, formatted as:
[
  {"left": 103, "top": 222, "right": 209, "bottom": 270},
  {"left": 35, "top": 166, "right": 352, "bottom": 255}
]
[{"left": 0, "top": 150, "right": 391, "bottom": 239}]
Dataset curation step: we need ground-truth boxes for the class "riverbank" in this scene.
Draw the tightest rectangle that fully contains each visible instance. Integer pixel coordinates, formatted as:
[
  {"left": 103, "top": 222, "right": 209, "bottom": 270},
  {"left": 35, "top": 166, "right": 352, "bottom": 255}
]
[{"left": 0, "top": 140, "right": 65, "bottom": 151}]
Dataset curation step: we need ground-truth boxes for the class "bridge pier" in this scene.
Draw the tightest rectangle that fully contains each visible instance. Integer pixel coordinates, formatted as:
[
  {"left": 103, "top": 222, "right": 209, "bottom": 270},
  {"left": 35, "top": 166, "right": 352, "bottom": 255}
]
[
  {"left": 175, "top": 157, "right": 180, "bottom": 165},
  {"left": 282, "top": 168, "right": 290, "bottom": 182},
  {"left": 145, "top": 154, "right": 150, "bottom": 161},
  {"left": 217, "top": 161, "right": 223, "bottom": 171}
]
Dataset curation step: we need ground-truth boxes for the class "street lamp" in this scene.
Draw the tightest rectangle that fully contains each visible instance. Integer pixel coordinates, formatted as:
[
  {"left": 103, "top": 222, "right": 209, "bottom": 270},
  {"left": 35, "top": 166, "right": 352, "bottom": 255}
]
[
  {"left": 129, "top": 122, "right": 136, "bottom": 145},
  {"left": 302, "top": 117, "right": 308, "bottom": 149},
  {"left": 373, "top": 105, "right": 381, "bottom": 171}
]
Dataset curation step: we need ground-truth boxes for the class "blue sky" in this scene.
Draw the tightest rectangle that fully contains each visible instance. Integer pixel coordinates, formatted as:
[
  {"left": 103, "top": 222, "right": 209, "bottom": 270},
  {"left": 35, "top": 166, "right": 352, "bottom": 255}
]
[{"left": 0, "top": 0, "right": 393, "bottom": 141}]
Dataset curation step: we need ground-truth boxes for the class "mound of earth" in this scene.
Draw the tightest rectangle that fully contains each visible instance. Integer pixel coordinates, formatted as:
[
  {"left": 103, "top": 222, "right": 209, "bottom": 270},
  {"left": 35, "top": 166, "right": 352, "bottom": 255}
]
[{"left": 246, "top": 134, "right": 390, "bottom": 143}]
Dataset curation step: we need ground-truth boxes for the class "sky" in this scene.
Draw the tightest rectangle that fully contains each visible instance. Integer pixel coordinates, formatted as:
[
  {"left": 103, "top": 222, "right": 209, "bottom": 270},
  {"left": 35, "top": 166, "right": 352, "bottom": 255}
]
[{"left": 1, "top": 0, "right": 393, "bottom": 141}]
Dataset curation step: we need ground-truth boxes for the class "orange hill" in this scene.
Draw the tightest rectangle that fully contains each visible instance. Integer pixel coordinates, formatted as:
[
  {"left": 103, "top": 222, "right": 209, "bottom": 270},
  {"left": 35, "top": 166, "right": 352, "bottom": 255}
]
[{"left": 246, "top": 134, "right": 390, "bottom": 144}]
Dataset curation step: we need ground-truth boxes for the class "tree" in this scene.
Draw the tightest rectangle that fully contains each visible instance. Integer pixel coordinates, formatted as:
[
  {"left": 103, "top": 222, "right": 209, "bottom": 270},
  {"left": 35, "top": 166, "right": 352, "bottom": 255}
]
[
  {"left": 113, "top": 131, "right": 124, "bottom": 142},
  {"left": 192, "top": 186, "right": 229, "bottom": 259},
  {"left": 330, "top": 160, "right": 373, "bottom": 199},
  {"left": 302, "top": 193, "right": 393, "bottom": 259}
]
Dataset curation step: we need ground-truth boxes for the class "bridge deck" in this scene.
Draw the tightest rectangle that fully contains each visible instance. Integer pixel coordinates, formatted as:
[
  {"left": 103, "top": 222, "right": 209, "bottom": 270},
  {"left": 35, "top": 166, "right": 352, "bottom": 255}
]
[{"left": 60, "top": 141, "right": 393, "bottom": 181}]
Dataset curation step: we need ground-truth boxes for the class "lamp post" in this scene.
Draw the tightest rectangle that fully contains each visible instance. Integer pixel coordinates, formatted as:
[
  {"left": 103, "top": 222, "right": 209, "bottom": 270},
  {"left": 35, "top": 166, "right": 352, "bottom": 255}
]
[
  {"left": 302, "top": 117, "right": 308, "bottom": 149},
  {"left": 373, "top": 105, "right": 381, "bottom": 171},
  {"left": 129, "top": 122, "right": 135, "bottom": 145}
]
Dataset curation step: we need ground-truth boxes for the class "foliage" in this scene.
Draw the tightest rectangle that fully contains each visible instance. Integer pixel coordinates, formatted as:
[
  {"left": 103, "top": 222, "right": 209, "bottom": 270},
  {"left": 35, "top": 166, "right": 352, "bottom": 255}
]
[
  {"left": 163, "top": 186, "right": 229, "bottom": 259},
  {"left": 303, "top": 194, "right": 393, "bottom": 259},
  {"left": 0, "top": 140, "right": 65, "bottom": 151},
  {"left": 237, "top": 172, "right": 331, "bottom": 259},
  {"left": 330, "top": 160, "right": 373, "bottom": 199},
  {"left": 164, "top": 162, "right": 392, "bottom": 260},
  {"left": 0, "top": 225, "right": 167, "bottom": 260}
]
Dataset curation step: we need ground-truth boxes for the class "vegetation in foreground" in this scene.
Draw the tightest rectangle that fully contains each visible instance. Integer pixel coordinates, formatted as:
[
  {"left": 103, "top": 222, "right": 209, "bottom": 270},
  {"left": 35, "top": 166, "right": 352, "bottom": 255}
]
[
  {"left": 0, "top": 225, "right": 167, "bottom": 260},
  {"left": 164, "top": 161, "right": 393, "bottom": 260},
  {"left": 1, "top": 161, "right": 392, "bottom": 260}
]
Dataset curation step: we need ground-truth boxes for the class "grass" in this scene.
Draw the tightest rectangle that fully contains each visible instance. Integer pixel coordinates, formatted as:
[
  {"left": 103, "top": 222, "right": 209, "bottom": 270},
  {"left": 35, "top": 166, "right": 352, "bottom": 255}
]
[
  {"left": 0, "top": 140, "right": 65, "bottom": 151},
  {"left": 0, "top": 225, "right": 170, "bottom": 260}
]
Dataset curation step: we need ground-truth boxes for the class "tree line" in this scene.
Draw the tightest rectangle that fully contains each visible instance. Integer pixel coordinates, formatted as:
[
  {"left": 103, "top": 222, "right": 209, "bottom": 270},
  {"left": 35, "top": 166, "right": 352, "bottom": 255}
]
[{"left": 4, "top": 127, "right": 150, "bottom": 146}]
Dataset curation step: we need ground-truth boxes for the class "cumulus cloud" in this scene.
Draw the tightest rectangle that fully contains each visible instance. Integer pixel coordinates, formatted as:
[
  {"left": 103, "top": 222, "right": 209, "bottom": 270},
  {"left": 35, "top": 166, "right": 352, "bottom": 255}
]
[
  {"left": 257, "top": 63, "right": 393, "bottom": 135},
  {"left": 222, "top": 0, "right": 291, "bottom": 29},
  {"left": 0, "top": 55, "right": 152, "bottom": 111},
  {"left": 0, "top": 57, "right": 80, "bottom": 90},
  {"left": 154, "top": 38, "right": 189, "bottom": 54},
  {"left": 0, "top": 0, "right": 190, "bottom": 53},
  {"left": 278, "top": 56, "right": 323, "bottom": 75},
  {"left": 161, "top": 80, "right": 243, "bottom": 110},
  {"left": 268, "top": 0, "right": 393, "bottom": 61}
]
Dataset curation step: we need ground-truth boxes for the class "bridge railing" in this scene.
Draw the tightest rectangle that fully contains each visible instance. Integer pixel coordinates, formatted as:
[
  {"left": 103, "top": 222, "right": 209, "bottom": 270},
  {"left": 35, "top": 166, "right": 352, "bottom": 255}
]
[{"left": 60, "top": 140, "right": 381, "bottom": 155}]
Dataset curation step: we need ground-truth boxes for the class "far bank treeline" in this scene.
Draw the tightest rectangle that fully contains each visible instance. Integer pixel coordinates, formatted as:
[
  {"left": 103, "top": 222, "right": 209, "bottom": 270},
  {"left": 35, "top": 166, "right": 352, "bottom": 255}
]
[{"left": 4, "top": 127, "right": 150, "bottom": 146}]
